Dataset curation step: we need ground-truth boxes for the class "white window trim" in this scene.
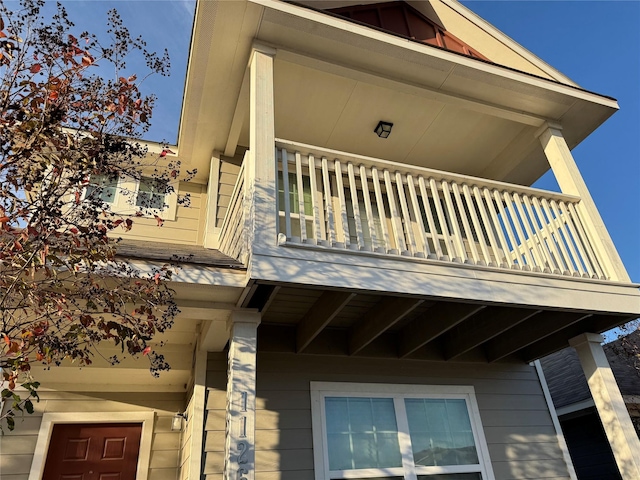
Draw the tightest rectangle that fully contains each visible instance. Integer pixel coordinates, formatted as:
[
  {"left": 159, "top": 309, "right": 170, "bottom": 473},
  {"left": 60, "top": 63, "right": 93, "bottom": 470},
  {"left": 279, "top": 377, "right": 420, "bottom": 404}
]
[
  {"left": 310, "top": 382, "right": 495, "bottom": 480},
  {"left": 84, "top": 174, "right": 178, "bottom": 221},
  {"left": 27, "top": 411, "right": 155, "bottom": 480}
]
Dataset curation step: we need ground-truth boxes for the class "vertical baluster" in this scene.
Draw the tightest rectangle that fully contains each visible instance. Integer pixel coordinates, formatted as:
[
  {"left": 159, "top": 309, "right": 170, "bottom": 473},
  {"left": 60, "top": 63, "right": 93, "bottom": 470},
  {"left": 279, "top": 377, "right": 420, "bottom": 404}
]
[
  {"left": 347, "top": 162, "right": 365, "bottom": 250},
  {"left": 384, "top": 169, "right": 407, "bottom": 255},
  {"left": 307, "top": 155, "right": 322, "bottom": 245},
  {"left": 395, "top": 172, "right": 417, "bottom": 256},
  {"left": 281, "top": 148, "right": 292, "bottom": 240},
  {"left": 482, "top": 188, "right": 512, "bottom": 268},
  {"left": 429, "top": 178, "right": 456, "bottom": 261},
  {"left": 530, "top": 196, "right": 564, "bottom": 274},
  {"left": 295, "top": 151, "right": 307, "bottom": 243},
  {"left": 360, "top": 165, "right": 379, "bottom": 252},
  {"left": 442, "top": 180, "right": 468, "bottom": 263},
  {"left": 473, "top": 186, "right": 502, "bottom": 267},
  {"left": 502, "top": 191, "right": 536, "bottom": 270},
  {"left": 562, "top": 201, "right": 599, "bottom": 278},
  {"left": 372, "top": 167, "right": 391, "bottom": 253},
  {"left": 462, "top": 184, "right": 491, "bottom": 266},
  {"left": 451, "top": 183, "right": 479, "bottom": 264},
  {"left": 418, "top": 177, "right": 441, "bottom": 260},
  {"left": 492, "top": 190, "right": 524, "bottom": 269},
  {"left": 549, "top": 199, "right": 584, "bottom": 276},
  {"left": 334, "top": 160, "right": 351, "bottom": 249},
  {"left": 321, "top": 157, "right": 335, "bottom": 246},
  {"left": 566, "top": 202, "right": 606, "bottom": 279},
  {"left": 538, "top": 197, "right": 571, "bottom": 275},
  {"left": 407, "top": 174, "right": 430, "bottom": 258},
  {"left": 513, "top": 192, "right": 548, "bottom": 271},
  {"left": 522, "top": 194, "right": 555, "bottom": 273}
]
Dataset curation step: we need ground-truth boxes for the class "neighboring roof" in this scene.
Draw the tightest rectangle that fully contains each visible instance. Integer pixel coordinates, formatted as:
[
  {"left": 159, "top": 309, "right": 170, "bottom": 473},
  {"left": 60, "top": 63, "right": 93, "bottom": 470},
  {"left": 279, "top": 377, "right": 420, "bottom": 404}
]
[
  {"left": 114, "top": 239, "right": 245, "bottom": 269},
  {"left": 541, "top": 331, "right": 640, "bottom": 409},
  {"left": 540, "top": 347, "right": 592, "bottom": 409}
]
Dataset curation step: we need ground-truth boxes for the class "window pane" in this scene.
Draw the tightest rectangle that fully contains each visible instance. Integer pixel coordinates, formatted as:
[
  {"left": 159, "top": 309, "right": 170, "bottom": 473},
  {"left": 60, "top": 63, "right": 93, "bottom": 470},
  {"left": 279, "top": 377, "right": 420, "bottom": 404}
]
[
  {"left": 136, "top": 177, "right": 166, "bottom": 210},
  {"left": 417, "top": 474, "right": 482, "bottom": 480},
  {"left": 86, "top": 174, "right": 118, "bottom": 203},
  {"left": 405, "top": 398, "right": 479, "bottom": 467},
  {"left": 325, "top": 397, "right": 402, "bottom": 471}
]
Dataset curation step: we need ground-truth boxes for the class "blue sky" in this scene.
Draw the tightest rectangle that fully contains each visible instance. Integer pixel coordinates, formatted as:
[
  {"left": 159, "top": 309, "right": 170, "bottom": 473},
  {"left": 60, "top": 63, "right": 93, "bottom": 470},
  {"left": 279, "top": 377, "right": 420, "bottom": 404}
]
[
  {"left": 461, "top": 1, "right": 640, "bottom": 286},
  {"left": 48, "top": 0, "right": 639, "bottom": 286}
]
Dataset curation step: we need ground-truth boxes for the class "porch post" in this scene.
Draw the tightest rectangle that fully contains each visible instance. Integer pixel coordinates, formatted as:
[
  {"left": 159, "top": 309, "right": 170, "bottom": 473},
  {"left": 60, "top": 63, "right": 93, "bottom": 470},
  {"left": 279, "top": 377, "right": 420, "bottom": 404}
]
[
  {"left": 536, "top": 124, "right": 629, "bottom": 282},
  {"left": 248, "top": 43, "right": 277, "bottom": 248},
  {"left": 569, "top": 333, "right": 640, "bottom": 479},
  {"left": 224, "top": 310, "right": 261, "bottom": 480}
]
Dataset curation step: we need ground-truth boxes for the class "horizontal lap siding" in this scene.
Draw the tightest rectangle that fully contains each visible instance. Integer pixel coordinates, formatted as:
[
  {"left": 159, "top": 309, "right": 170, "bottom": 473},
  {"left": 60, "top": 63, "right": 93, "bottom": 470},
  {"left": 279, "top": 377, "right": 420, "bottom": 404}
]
[
  {"left": 204, "top": 352, "right": 571, "bottom": 480},
  {"left": 0, "top": 391, "right": 185, "bottom": 480},
  {"left": 216, "top": 161, "right": 242, "bottom": 230},
  {"left": 116, "top": 181, "right": 205, "bottom": 245}
]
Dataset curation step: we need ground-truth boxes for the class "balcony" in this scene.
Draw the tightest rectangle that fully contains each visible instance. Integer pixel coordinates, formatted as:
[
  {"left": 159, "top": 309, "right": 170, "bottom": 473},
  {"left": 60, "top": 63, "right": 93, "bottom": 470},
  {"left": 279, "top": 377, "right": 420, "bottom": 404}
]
[
  {"left": 220, "top": 139, "right": 613, "bottom": 281},
  {"left": 272, "top": 139, "right": 609, "bottom": 280}
]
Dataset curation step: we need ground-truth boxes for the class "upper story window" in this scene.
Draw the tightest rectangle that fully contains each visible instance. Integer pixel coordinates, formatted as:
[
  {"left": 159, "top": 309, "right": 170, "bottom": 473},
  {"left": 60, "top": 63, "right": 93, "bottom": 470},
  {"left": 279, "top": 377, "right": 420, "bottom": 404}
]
[
  {"left": 326, "top": 1, "right": 488, "bottom": 61},
  {"left": 84, "top": 174, "right": 119, "bottom": 204},
  {"left": 311, "top": 382, "right": 495, "bottom": 480},
  {"left": 136, "top": 177, "right": 166, "bottom": 210},
  {"left": 84, "top": 174, "right": 177, "bottom": 221}
]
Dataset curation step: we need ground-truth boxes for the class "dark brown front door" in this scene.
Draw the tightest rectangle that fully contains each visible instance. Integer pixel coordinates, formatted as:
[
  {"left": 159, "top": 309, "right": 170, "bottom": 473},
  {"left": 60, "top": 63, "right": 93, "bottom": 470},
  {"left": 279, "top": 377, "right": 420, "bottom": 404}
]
[{"left": 42, "top": 423, "right": 142, "bottom": 480}]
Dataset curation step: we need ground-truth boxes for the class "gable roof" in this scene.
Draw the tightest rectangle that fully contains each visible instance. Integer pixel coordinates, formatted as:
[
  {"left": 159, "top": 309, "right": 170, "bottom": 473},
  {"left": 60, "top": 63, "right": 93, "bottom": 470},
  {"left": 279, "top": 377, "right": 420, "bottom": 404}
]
[{"left": 326, "top": 1, "right": 487, "bottom": 60}]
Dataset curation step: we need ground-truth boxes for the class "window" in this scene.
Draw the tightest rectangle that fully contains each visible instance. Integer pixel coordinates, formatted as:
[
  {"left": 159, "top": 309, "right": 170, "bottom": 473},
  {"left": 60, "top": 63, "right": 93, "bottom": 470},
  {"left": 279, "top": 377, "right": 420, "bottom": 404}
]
[
  {"left": 84, "top": 174, "right": 119, "bottom": 204},
  {"left": 136, "top": 176, "right": 166, "bottom": 210},
  {"left": 311, "top": 383, "right": 495, "bottom": 480},
  {"left": 83, "top": 174, "right": 177, "bottom": 220}
]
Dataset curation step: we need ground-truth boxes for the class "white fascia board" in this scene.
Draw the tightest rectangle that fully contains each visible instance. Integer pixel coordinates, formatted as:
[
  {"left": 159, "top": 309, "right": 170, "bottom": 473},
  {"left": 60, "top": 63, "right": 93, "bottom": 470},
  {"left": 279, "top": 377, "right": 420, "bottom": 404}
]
[
  {"left": 439, "top": 0, "right": 578, "bottom": 87},
  {"left": 251, "top": 0, "right": 618, "bottom": 110}
]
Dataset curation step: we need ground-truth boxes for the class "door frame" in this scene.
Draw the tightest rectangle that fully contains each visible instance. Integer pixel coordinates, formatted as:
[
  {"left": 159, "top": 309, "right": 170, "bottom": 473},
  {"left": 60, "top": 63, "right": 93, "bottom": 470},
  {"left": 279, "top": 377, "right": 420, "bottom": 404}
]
[{"left": 28, "top": 411, "right": 155, "bottom": 480}]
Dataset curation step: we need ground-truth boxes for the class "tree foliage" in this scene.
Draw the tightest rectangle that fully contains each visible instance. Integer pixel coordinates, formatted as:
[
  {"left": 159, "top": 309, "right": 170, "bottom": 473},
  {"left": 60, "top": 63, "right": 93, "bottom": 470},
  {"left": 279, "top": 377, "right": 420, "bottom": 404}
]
[{"left": 0, "top": 0, "right": 187, "bottom": 431}]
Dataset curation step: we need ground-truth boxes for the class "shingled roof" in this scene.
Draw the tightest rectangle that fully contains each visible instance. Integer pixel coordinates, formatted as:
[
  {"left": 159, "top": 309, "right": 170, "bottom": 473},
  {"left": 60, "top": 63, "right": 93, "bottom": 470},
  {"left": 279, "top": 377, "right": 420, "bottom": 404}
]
[{"left": 541, "top": 330, "right": 640, "bottom": 409}]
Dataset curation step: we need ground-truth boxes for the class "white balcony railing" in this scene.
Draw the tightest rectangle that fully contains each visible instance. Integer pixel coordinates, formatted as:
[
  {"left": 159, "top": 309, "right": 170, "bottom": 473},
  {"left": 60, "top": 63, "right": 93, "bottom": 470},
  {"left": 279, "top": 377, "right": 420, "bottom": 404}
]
[{"left": 275, "top": 139, "right": 610, "bottom": 280}]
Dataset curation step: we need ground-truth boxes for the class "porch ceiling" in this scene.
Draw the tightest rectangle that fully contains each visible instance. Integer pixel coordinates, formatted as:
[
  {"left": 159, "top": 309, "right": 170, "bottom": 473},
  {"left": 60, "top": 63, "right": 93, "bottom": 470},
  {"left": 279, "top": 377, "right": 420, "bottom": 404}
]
[
  {"left": 178, "top": 0, "right": 618, "bottom": 185},
  {"left": 242, "top": 282, "right": 634, "bottom": 363}
]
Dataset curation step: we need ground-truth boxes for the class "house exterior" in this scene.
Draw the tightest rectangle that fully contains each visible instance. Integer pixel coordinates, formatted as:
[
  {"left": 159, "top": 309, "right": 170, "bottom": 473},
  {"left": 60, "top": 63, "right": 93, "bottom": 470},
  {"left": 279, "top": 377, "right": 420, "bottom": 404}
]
[
  {"left": 540, "top": 331, "right": 640, "bottom": 480},
  {"left": 2, "top": 1, "right": 640, "bottom": 480}
]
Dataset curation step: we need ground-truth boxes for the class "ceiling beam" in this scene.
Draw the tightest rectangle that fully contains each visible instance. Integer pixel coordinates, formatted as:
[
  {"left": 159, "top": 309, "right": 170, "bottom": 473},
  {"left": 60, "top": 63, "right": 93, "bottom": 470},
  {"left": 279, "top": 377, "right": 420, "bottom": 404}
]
[
  {"left": 485, "top": 311, "right": 591, "bottom": 362},
  {"left": 297, "top": 291, "right": 356, "bottom": 352},
  {"left": 349, "top": 297, "right": 424, "bottom": 355},
  {"left": 398, "top": 302, "right": 485, "bottom": 358},
  {"left": 443, "top": 307, "right": 541, "bottom": 360},
  {"left": 519, "top": 314, "right": 632, "bottom": 363}
]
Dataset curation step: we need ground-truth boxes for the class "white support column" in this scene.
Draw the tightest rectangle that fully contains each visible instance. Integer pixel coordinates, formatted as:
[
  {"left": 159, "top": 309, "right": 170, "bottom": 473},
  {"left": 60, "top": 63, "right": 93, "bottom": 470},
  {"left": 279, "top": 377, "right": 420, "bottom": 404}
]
[
  {"left": 569, "top": 333, "right": 640, "bottom": 479},
  {"left": 536, "top": 124, "right": 629, "bottom": 281},
  {"left": 224, "top": 310, "right": 261, "bottom": 480},
  {"left": 248, "top": 44, "right": 277, "bottom": 248}
]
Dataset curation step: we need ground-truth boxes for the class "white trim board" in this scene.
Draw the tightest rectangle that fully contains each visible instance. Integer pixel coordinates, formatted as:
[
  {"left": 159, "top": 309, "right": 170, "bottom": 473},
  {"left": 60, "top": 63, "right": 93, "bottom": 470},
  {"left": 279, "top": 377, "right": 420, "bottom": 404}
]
[{"left": 28, "top": 411, "right": 155, "bottom": 480}]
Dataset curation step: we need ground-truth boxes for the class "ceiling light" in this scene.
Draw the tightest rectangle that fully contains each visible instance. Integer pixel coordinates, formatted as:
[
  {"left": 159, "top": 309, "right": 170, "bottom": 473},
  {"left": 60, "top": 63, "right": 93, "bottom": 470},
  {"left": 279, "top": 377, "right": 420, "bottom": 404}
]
[{"left": 374, "top": 121, "right": 393, "bottom": 138}]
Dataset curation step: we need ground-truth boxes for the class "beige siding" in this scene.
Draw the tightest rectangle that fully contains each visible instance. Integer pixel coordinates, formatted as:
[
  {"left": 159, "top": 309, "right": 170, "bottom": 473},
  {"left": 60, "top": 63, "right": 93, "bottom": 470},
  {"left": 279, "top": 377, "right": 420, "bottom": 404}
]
[
  {"left": 216, "top": 159, "right": 242, "bottom": 229},
  {"left": 178, "top": 389, "right": 197, "bottom": 480},
  {"left": 204, "top": 352, "right": 571, "bottom": 480},
  {"left": 0, "top": 391, "right": 185, "bottom": 480},
  {"left": 421, "top": 0, "right": 568, "bottom": 83},
  {"left": 116, "top": 181, "right": 205, "bottom": 245}
]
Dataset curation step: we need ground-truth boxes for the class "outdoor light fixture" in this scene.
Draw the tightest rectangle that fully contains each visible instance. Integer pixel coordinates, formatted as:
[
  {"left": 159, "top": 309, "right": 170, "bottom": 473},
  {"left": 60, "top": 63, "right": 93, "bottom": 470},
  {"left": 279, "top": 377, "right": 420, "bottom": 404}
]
[
  {"left": 171, "top": 412, "right": 188, "bottom": 431},
  {"left": 374, "top": 121, "right": 393, "bottom": 138}
]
